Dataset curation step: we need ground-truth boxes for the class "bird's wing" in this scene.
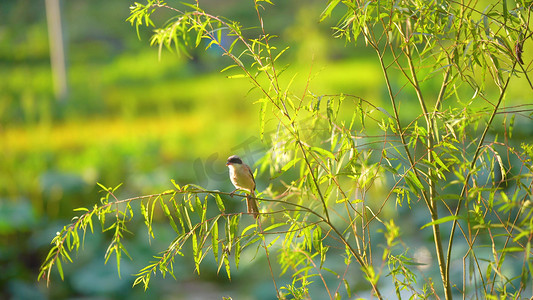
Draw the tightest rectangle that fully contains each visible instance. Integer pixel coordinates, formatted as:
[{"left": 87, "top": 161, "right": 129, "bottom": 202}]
[{"left": 245, "top": 164, "right": 256, "bottom": 192}]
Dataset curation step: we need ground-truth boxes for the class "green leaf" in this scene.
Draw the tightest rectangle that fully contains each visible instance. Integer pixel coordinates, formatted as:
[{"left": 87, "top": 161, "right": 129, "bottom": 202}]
[
  {"left": 62, "top": 243, "right": 73, "bottom": 263},
  {"left": 404, "top": 170, "right": 423, "bottom": 195},
  {"left": 220, "top": 64, "right": 238, "bottom": 73},
  {"left": 235, "top": 238, "right": 241, "bottom": 269},
  {"left": 263, "top": 223, "right": 284, "bottom": 233},
  {"left": 182, "top": 203, "right": 193, "bottom": 231},
  {"left": 320, "top": 0, "right": 341, "bottom": 22},
  {"left": 502, "top": 0, "right": 508, "bottom": 23},
  {"left": 217, "top": 250, "right": 226, "bottom": 275},
  {"left": 267, "top": 235, "right": 280, "bottom": 248},
  {"left": 242, "top": 223, "right": 258, "bottom": 236},
  {"left": 376, "top": 107, "right": 393, "bottom": 119},
  {"left": 116, "top": 246, "right": 122, "bottom": 278},
  {"left": 192, "top": 232, "right": 200, "bottom": 274},
  {"left": 214, "top": 194, "right": 225, "bottom": 212},
  {"left": 421, "top": 215, "right": 462, "bottom": 229},
  {"left": 149, "top": 197, "right": 157, "bottom": 231},
  {"left": 271, "top": 157, "right": 300, "bottom": 179},
  {"left": 160, "top": 197, "right": 180, "bottom": 235},
  {"left": 56, "top": 257, "right": 64, "bottom": 281},
  {"left": 274, "top": 46, "right": 290, "bottom": 62},
  {"left": 226, "top": 74, "right": 247, "bottom": 79},
  {"left": 173, "top": 200, "right": 185, "bottom": 233},
  {"left": 381, "top": 164, "right": 399, "bottom": 176},
  {"left": 171, "top": 179, "right": 180, "bottom": 190},
  {"left": 313, "top": 226, "right": 322, "bottom": 252},
  {"left": 224, "top": 256, "right": 231, "bottom": 280},
  {"left": 111, "top": 183, "right": 123, "bottom": 193},
  {"left": 323, "top": 266, "right": 338, "bottom": 276},
  {"left": 225, "top": 218, "right": 233, "bottom": 254},
  {"left": 344, "top": 279, "right": 351, "bottom": 298},
  {"left": 211, "top": 219, "right": 219, "bottom": 263},
  {"left": 513, "top": 230, "right": 531, "bottom": 242},
  {"left": 320, "top": 246, "right": 328, "bottom": 267},
  {"left": 498, "top": 247, "right": 524, "bottom": 253},
  {"left": 87, "top": 216, "right": 94, "bottom": 234},
  {"left": 432, "top": 152, "right": 450, "bottom": 172},
  {"left": 140, "top": 200, "right": 154, "bottom": 239},
  {"left": 230, "top": 216, "right": 240, "bottom": 243},
  {"left": 195, "top": 196, "right": 203, "bottom": 217},
  {"left": 309, "top": 146, "right": 335, "bottom": 161},
  {"left": 97, "top": 182, "right": 109, "bottom": 192}
]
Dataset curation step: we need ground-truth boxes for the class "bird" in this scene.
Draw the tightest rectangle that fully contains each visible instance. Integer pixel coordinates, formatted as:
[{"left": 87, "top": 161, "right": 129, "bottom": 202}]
[{"left": 226, "top": 155, "right": 259, "bottom": 218}]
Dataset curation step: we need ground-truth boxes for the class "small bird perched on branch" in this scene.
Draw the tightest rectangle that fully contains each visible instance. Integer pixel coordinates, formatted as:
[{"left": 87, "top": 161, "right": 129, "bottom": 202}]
[{"left": 226, "top": 155, "right": 259, "bottom": 218}]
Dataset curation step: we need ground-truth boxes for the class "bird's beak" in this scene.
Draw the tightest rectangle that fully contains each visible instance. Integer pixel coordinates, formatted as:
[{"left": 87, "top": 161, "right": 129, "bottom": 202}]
[{"left": 226, "top": 162, "right": 230, "bottom": 166}]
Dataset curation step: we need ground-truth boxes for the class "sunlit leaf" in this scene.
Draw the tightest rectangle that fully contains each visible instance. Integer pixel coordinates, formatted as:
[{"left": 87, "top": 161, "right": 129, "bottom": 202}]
[{"left": 421, "top": 215, "right": 462, "bottom": 229}]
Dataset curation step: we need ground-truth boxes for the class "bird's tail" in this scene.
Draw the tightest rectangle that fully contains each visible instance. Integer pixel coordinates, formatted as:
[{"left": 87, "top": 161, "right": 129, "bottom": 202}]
[{"left": 246, "top": 193, "right": 259, "bottom": 219}]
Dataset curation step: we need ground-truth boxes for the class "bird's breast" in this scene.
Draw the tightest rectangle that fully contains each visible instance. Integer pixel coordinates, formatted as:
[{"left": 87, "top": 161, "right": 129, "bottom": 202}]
[{"left": 228, "top": 165, "right": 254, "bottom": 192}]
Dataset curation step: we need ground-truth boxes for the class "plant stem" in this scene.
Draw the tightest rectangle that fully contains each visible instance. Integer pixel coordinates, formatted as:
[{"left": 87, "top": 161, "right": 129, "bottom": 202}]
[
  {"left": 445, "top": 62, "right": 516, "bottom": 291},
  {"left": 404, "top": 43, "right": 451, "bottom": 300}
]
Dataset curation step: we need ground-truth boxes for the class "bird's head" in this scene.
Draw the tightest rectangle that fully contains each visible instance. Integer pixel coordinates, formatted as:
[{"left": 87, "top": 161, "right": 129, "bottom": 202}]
[{"left": 226, "top": 155, "right": 243, "bottom": 166}]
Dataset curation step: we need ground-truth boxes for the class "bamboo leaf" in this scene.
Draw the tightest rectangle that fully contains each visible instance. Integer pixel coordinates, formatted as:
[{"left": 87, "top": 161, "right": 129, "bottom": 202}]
[
  {"left": 502, "top": 0, "right": 508, "bottom": 23},
  {"left": 376, "top": 107, "right": 393, "bottom": 119},
  {"left": 226, "top": 74, "right": 247, "bottom": 79},
  {"left": 310, "top": 146, "right": 335, "bottom": 161},
  {"left": 320, "top": 0, "right": 341, "bottom": 22},
  {"left": 313, "top": 226, "right": 323, "bottom": 252},
  {"left": 224, "top": 256, "right": 231, "bottom": 280},
  {"left": 192, "top": 232, "right": 200, "bottom": 274},
  {"left": 195, "top": 195, "right": 203, "bottom": 217},
  {"left": 174, "top": 200, "right": 186, "bottom": 233},
  {"left": 494, "top": 151, "right": 506, "bottom": 183},
  {"left": 116, "top": 247, "right": 122, "bottom": 279},
  {"left": 498, "top": 247, "right": 523, "bottom": 253},
  {"left": 235, "top": 238, "right": 241, "bottom": 269},
  {"left": 217, "top": 250, "right": 226, "bottom": 275},
  {"left": 263, "top": 223, "right": 284, "bottom": 233},
  {"left": 214, "top": 194, "right": 225, "bottom": 212},
  {"left": 432, "top": 152, "right": 450, "bottom": 172},
  {"left": 274, "top": 46, "right": 290, "bottom": 62},
  {"left": 61, "top": 247, "right": 73, "bottom": 263},
  {"left": 242, "top": 223, "right": 258, "bottom": 236},
  {"left": 220, "top": 64, "right": 238, "bottom": 73},
  {"left": 421, "top": 215, "right": 462, "bottom": 229},
  {"left": 405, "top": 170, "right": 423, "bottom": 194},
  {"left": 159, "top": 198, "right": 179, "bottom": 235},
  {"left": 171, "top": 179, "right": 180, "bottom": 190},
  {"left": 272, "top": 157, "right": 301, "bottom": 179},
  {"left": 344, "top": 279, "right": 352, "bottom": 298},
  {"left": 183, "top": 202, "right": 193, "bottom": 231},
  {"left": 140, "top": 200, "right": 154, "bottom": 239},
  {"left": 267, "top": 235, "right": 280, "bottom": 248},
  {"left": 212, "top": 219, "right": 219, "bottom": 263},
  {"left": 56, "top": 258, "right": 64, "bottom": 281}
]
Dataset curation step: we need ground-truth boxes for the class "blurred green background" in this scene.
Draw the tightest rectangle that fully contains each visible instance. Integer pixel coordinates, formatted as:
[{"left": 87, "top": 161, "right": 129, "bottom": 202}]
[{"left": 1, "top": 0, "right": 531, "bottom": 299}]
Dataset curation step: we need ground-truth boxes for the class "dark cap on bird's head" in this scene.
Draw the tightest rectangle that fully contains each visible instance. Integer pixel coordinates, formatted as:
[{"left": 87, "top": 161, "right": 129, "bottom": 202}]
[{"left": 226, "top": 155, "right": 243, "bottom": 166}]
